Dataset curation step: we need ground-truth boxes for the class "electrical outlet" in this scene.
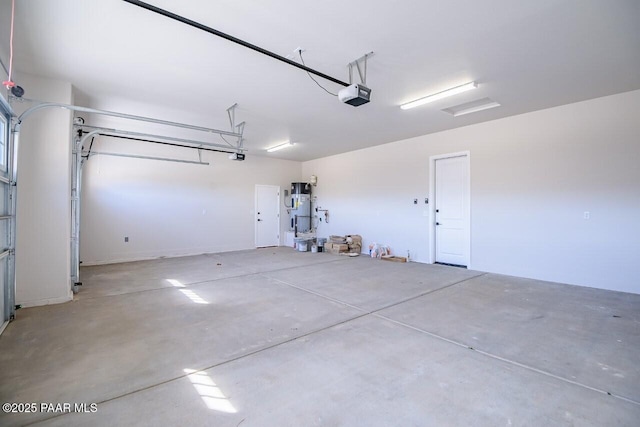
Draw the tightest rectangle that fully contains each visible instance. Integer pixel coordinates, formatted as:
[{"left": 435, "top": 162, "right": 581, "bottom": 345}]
[
  {"left": 124, "top": 236, "right": 129, "bottom": 243},
  {"left": 583, "top": 211, "right": 590, "bottom": 220}
]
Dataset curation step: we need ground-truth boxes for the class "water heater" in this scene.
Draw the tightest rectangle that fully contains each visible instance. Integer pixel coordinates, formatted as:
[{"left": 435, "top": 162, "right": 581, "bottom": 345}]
[{"left": 290, "top": 182, "right": 311, "bottom": 235}]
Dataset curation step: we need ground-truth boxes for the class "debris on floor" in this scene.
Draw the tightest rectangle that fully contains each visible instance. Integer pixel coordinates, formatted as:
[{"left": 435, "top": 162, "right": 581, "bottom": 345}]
[
  {"left": 369, "top": 242, "right": 391, "bottom": 258},
  {"left": 340, "top": 252, "right": 360, "bottom": 257}
]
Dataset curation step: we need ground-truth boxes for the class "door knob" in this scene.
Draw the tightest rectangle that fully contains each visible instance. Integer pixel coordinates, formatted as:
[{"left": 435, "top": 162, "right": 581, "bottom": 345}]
[{"left": 436, "top": 222, "right": 441, "bottom": 226}]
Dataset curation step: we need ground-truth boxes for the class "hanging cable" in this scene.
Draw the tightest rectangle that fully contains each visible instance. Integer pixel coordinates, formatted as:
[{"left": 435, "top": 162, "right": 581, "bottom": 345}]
[
  {"left": 2, "top": 0, "right": 16, "bottom": 89},
  {"left": 299, "top": 51, "right": 338, "bottom": 97}
]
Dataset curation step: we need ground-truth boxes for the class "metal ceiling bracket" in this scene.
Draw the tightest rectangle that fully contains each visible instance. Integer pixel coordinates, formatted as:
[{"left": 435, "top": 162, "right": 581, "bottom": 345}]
[
  {"left": 227, "top": 103, "right": 238, "bottom": 129},
  {"left": 236, "top": 121, "right": 245, "bottom": 150},
  {"left": 226, "top": 103, "right": 245, "bottom": 151},
  {"left": 348, "top": 52, "right": 374, "bottom": 85}
]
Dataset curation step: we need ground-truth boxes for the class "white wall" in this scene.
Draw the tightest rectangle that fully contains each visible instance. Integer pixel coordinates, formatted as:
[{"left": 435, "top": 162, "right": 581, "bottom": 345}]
[
  {"left": 13, "top": 72, "right": 74, "bottom": 306},
  {"left": 303, "top": 90, "right": 640, "bottom": 294},
  {"left": 79, "top": 99, "right": 302, "bottom": 264}
]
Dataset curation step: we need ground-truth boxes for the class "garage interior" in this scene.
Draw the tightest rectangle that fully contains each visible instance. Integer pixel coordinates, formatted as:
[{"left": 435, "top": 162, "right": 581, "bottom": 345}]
[{"left": 0, "top": 1, "right": 639, "bottom": 426}]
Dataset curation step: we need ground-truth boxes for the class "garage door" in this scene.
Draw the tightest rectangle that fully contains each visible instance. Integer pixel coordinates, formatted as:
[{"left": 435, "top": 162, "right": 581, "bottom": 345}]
[{"left": 0, "top": 98, "right": 15, "bottom": 334}]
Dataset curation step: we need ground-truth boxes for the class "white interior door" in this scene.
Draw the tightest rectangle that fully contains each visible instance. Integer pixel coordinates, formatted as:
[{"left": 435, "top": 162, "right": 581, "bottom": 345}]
[
  {"left": 435, "top": 155, "right": 470, "bottom": 267},
  {"left": 255, "top": 185, "right": 280, "bottom": 248}
]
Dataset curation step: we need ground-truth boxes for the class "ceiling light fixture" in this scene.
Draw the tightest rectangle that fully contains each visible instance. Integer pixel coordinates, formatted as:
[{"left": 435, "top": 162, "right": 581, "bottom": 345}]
[
  {"left": 400, "top": 82, "right": 478, "bottom": 110},
  {"left": 441, "top": 97, "right": 501, "bottom": 117},
  {"left": 266, "top": 141, "right": 295, "bottom": 152}
]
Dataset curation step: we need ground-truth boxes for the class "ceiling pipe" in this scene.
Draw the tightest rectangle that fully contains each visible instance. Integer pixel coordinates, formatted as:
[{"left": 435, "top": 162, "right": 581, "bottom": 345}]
[{"left": 122, "top": 0, "right": 350, "bottom": 88}]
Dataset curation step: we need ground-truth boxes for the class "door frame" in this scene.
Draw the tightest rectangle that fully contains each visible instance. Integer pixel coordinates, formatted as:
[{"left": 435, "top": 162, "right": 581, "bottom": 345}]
[
  {"left": 254, "top": 184, "right": 281, "bottom": 248},
  {"left": 428, "top": 151, "right": 471, "bottom": 268}
]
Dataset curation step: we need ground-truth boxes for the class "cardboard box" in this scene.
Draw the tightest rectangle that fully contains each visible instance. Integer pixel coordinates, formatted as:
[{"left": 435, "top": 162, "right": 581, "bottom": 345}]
[
  {"left": 381, "top": 255, "right": 407, "bottom": 263},
  {"left": 346, "top": 234, "right": 362, "bottom": 244},
  {"left": 348, "top": 243, "right": 362, "bottom": 253},
  {"left": 327, "top": 243, "right": 348, "bottom": 254}
]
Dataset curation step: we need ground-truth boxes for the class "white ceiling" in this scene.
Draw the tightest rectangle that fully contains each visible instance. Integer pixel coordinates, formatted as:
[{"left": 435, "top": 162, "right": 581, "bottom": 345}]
[{"left": 9, "top": 0, "right": 640, "bottom": 161}]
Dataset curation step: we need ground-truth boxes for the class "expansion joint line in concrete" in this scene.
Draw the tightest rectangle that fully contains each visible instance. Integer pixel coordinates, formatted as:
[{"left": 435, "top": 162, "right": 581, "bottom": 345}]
[
  {"left": 76, "top": 257, "right": 347, "bottom": 302},
  {"left": 79, "top": 272, "right": 486, "bottom": 415},
  {"left": 28, "top": 269, "right": 638, "bottom": 426},
  {"left": 367, "top": 273, "right": 487, "bottom": 314},
  {"left": 265, "top": 272, "right": 487, "bottom": 316},
  {"left": 267, "top": 273, "right": 640, "bottom": 407},
  {"left": 27, "top": 307, "right": 373, "bottom": 426},
  {"left": 374, "top": 314, "right": 640, "bottom": 407}
]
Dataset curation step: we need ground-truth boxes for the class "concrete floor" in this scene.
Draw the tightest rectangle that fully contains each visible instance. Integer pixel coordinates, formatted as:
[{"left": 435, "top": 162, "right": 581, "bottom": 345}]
[{"left": 0, "top": 248, "right": 639, "bottom": 426}]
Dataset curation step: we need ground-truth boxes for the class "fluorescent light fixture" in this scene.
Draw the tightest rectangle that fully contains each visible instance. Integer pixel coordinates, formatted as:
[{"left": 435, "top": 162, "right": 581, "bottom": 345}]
[
  {"left": 400, "top": 81, "right": 477, "bottom": 110},
  {"left": 266, "top": 141, "right": 295, "bottom": 152},
  {"left": 442, "top": 97, "right": 501, "bottom": 117}
]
